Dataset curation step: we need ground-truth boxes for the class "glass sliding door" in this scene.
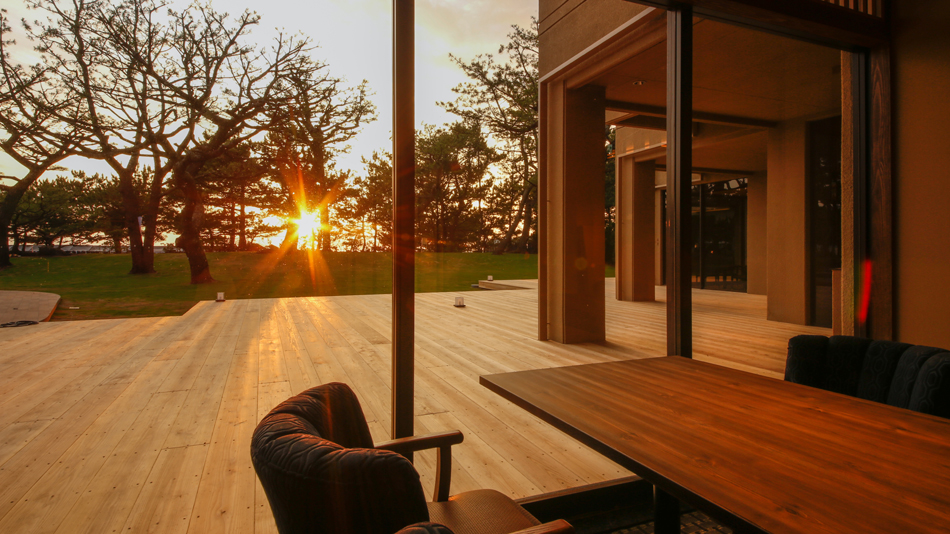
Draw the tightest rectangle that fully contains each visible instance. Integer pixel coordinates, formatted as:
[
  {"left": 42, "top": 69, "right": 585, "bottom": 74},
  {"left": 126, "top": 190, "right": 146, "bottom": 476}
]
[
  {"left": 685, "top": 178, "right": 749, "bottom": 292},
  {"left": 808, "top": 116, "right": 842, "bottom": 327},
  {"left": 702, "top": 179, "right": 748, "bottom": 292}
]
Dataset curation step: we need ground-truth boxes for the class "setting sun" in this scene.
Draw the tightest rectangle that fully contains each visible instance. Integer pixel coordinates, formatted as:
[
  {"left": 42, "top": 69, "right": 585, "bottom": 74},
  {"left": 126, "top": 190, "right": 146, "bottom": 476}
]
[{"left": 294, "top": 211, "right": 320, "bottom": 242}]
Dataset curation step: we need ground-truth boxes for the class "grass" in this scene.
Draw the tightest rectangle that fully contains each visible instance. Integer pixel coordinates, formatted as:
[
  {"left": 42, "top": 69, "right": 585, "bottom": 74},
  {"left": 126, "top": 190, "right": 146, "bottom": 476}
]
[{"left": 0, "top": 251, "right": 614, "bottom": 320}]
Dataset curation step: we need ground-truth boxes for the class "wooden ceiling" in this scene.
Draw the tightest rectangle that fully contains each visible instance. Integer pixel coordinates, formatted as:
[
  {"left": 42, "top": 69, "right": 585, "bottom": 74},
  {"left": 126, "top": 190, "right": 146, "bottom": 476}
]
[
  {"left": 657, "top": 130, "right": 769, "bottom": 172},
  {"left": 598, "top": 18, "right": 841, "bottom": 122},
  {"left": 602, "top": 18, "right": 841, "bottom": 173}
]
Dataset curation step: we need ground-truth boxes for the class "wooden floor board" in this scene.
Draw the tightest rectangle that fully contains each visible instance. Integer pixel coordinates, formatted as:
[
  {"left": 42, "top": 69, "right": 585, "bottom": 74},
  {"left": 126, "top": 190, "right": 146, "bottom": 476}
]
[{"left": 0, "top": 279, "right": 828, "bottom": 532}]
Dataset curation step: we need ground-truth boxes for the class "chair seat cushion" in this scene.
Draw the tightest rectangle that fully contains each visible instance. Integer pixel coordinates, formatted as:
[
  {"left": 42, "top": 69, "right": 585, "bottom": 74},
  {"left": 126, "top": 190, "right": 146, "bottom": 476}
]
[
  {"left": 427, "top": 489, "right": 540, "bottom": 534},
  {"left": 398, "top": 523, "right": 455, "bottom": 534}
]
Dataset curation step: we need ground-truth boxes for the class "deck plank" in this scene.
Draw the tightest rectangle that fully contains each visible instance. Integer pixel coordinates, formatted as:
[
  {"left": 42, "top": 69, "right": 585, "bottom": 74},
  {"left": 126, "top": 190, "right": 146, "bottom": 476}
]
[{"left": 0, "top": 280, "right": 828, "bottom": 533}]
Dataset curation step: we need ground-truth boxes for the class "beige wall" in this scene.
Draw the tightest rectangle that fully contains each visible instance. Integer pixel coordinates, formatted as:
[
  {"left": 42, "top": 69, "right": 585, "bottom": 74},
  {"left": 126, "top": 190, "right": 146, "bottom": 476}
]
[
  {"left": 615, "top": 126, "right": 666, "bottom": 156},
  {"left": 892, "top": 0, "right": 950, "bottom": 347},
  {"left": 747, "top": 171, "right": 768, "bottom": 295},
  {"left": 766, "top": 120, "right": 809, "bottom": 325},
  {"left": 539, "top": 0, "right": 649, "bottom": 76}
]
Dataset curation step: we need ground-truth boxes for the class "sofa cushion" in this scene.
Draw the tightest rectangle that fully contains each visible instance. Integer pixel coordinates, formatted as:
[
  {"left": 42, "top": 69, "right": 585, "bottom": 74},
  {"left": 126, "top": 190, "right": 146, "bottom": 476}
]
[
  {"left": 822, "top": 336, "right": 872, "bottom": 396},
  {"left": 908, "top": 353, "right": 950, "bottom": 418},
  {"left": 856, "top": 340, "right": 912, "bottom": 403},
  {"left": 886, "top": 346, "right": 946, "bottom": 409},
  {"left": 785, "top": 335, "right": 829, "bottom": 388}
]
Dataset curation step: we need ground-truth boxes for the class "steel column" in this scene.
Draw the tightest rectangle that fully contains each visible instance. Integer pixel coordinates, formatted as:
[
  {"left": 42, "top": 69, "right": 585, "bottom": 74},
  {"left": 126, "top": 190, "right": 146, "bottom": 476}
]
[
  {"left": 666, "top": 6, "right": 693, "bottom": 358},
  {"left": 392, "top": 0, "right": 415, "bottom": 452}
]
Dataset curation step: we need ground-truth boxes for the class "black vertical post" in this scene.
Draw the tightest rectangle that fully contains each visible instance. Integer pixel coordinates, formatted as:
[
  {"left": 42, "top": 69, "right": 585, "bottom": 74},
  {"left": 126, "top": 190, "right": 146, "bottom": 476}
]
[
  {"left": 653, "top": 486, "right": 680, "bottom": 534},
  {"left": 666, "top": 6, "right": 693, "bottom": 359},
  {"left": 392, "top": 0, "right": 415, "bottom": 455},
  {"left": 697, "top": 185, "right": 704, "bottom": 290}
]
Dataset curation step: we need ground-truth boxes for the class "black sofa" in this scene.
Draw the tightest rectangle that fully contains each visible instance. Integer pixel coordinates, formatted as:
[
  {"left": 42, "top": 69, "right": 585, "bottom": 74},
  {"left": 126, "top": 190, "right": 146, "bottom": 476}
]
[{"left": 785, "top": 335, "right": 950, "bottom": 418}]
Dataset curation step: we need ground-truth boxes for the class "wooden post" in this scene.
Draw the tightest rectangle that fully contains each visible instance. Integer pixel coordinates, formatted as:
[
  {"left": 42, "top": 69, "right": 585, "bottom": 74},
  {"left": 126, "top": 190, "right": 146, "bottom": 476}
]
[
  {"left": 538, "top": 83, "right": 549, "bottom": 341},
  {"left": 841, "top": 51, "right": 858, "bottom": 336},
  {"left": 848, "top": 50, "right": 869, "bottom": 338},
  {"left": 543, "top": 83, "right": 607, "bottom": 344},
  {"left": 392, "top": 0, "right": 415, "bottom": 453},
  {"left": 666, "top": 6, "right": 693, "bottom": 358},
  {"left": 868, "top": 43, "right": 893, "bottom": 340},
  {"left": 617, "top": 158, "right": 656, "bottom": 302}
]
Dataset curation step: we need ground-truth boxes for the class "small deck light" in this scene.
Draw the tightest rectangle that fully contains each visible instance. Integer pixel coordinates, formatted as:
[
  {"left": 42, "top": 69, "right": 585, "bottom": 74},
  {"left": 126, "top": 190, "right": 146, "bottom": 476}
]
[
  {"left": 454, "top": 297, "right": 465, "bottom": 308},
  {"left": 216, "top": 292, "right": 225, "bottom": 302},
  {"left": 487, "top": 275, "right": 493, "bottom": 281}
]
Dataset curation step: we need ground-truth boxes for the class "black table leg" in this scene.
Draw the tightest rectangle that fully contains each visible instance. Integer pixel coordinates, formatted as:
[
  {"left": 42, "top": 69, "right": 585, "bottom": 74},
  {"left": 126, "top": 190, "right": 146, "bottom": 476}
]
[{"left": 654, "top": 486, "right": 680, "bottom": 534}]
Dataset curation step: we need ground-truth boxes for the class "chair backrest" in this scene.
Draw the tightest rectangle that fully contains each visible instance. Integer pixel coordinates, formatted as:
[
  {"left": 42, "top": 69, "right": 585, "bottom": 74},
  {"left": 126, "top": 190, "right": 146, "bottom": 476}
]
[
  {"left": 251, "top": 383, "right": 430, "bottom": 534},
  {"left": 786, "top": 335, "right": 950, "bottom": 418}
]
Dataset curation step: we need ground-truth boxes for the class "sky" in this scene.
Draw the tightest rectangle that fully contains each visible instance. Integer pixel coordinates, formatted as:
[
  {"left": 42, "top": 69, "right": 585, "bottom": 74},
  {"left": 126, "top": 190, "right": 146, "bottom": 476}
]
[{"left": 0, "top": 0, "right": 537, "bottom": 179}]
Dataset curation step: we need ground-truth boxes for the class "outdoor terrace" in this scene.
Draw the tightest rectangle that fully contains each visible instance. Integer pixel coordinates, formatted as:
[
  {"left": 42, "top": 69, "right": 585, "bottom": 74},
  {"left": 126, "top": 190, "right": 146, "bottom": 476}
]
[{"left": 0, "top": 280, "right": 829, "bottom": 534}]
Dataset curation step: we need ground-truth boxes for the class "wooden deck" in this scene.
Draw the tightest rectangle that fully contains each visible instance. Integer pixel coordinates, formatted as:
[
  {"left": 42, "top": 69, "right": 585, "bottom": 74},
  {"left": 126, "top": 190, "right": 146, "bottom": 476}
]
[{"left": 0, "top": 279, "right": 829, "bottom": 534}]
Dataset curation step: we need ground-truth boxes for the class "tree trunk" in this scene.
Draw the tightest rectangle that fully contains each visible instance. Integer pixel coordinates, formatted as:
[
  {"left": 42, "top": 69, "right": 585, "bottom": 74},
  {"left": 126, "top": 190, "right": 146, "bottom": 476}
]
[
  {"left": 139, "top": 164, "right": 167, "bottom": 273},
  {"left": 238, "top": 184, "right": 247, "bottom": 250},
  {"left": 228, "top": 202, "right": 236, "bottom": 249},
  {"left": 176, "top": 175, "right": 215, "bottom": 284},
  {"left": 280, "top": 223, "right": 299, "bottom": 253},
  {"left": 0, "top": 170, "right": 42, "bottom": 269},
  {"left": 319, "top": 203, "right": 331, "bottom": 251},
  {"left": 494, "top": 182, "right": 532, "bottom": 255},
  {"left": 116, "top": 169, "right": 154, "bottom": 274},
  {"left": 12, "top": 226, "right": 21, "bottom": 254},
  {"left": 112, "top": 236, "right": 123, "bottom": 253},
  {"left": 511, "top": 184, "right": 536, "bottom": 253},
  {"left": 0, "top": 190, "right": 24, "bottom": 269}
]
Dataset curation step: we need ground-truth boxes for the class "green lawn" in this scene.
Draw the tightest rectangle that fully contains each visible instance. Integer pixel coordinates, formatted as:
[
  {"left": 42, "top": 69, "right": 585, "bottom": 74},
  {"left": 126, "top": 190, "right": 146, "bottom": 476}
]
[{"left": 0, "top": 251, "right": 613, "bottom": 320}]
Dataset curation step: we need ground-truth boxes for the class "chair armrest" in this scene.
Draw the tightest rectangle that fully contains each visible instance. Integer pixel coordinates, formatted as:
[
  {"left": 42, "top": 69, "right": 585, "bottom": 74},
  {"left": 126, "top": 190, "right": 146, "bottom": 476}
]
[
  {"left": 511, "top": 519, "right": 575, "bottom": 534},
  {"left": 374, "top": 430, "right": 464, "bottom": 456},
  {"left": 375, "top": 430, "right": 464, "bottom": 502}
]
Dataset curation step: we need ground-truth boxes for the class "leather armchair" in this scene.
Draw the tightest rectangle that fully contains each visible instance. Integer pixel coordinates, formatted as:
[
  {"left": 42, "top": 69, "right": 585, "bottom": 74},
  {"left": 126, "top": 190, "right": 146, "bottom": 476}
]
[{"left": 251, "top": 382, "right": 575, "bottom": 534}]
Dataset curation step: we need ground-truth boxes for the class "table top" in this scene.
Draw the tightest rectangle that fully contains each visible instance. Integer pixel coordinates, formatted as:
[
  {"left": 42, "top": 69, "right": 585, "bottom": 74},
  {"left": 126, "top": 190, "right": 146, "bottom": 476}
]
[{"left": 480, "top": 356, "right": 950, "bottom": 534}]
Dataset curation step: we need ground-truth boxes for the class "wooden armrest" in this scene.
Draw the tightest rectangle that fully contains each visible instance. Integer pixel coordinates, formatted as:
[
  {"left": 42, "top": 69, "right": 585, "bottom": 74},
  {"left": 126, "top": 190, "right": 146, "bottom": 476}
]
[
  {"left": 374, "top": 430, "right": 464, "bottom": 456},
  {"left": 512, "top": 519, "right": 575, "bottom": 534},
  {"left": 375, "top": 430, "right": 464, "bottom": 502}
]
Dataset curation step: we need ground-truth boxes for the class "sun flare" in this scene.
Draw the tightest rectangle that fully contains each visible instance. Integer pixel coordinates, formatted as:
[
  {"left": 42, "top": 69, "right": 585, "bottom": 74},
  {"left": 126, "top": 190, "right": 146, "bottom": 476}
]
[{"left": 294, "top": 210, "right": 320, "bottom": 239}]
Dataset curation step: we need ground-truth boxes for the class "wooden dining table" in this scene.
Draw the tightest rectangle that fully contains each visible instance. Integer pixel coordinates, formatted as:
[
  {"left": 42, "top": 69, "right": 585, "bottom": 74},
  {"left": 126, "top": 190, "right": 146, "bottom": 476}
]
[{"left": 479, "top": 356, "right": 950, "bottom": 534}]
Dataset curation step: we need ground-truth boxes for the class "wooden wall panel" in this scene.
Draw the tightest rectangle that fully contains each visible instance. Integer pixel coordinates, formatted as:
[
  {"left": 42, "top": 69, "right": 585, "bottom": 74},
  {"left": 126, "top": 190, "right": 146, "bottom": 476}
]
[{"left": 868, "top": 43, "right": 893, "bottom": 340}]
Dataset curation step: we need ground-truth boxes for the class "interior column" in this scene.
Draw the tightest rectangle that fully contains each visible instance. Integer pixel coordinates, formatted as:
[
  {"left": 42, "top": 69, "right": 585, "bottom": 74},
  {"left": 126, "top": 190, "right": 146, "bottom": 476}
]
[{"left": 616, "top": 157, "right": 656, "bottom": 302}]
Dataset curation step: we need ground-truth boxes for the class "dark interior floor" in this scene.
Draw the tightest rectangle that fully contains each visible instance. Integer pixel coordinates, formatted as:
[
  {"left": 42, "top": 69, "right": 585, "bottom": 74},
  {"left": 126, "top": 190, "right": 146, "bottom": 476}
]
[{"left": 611, "top": 511, "right": 733, "bottom": 534}]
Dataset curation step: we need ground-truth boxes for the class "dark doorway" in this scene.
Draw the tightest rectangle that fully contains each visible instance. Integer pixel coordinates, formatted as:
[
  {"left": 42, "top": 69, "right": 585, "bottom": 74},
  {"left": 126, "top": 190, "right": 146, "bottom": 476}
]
[{"left": 687, "top": 178, "right": 748, "bottom": 292}]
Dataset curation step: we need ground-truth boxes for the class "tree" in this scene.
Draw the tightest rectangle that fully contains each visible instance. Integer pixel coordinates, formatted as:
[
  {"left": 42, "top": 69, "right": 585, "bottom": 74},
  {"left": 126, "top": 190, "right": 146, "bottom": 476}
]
[
  {"left": 16, "top": 0, "right": 310, "bottom": 283},
  {"left": 442, "top": 20, "right": 539, "bottom": 254},
  {"left": 15, "top": 175, "right": 91, "bottom": 248},
  {"left": 125, "top": 3, "right": 309, "bottom": 283},
  {"left": 198, "top": 143, "right": 271, "bottom": 251},
  {"left": 0, "top": 8, "right": 89, "bottom": 268},
  {"left": 81, "top": 170, "right": 174, "bottom": 253},
  {"left": 18, "top": 0, "right": 185, "bottom": 273},
  {"left": 261, "top": 57, "right": 375, "bottom": 252},
  {"left": 349, "top": 151, "right": 393, "bottom": 251},
  {"left": 415, "top": 122, "right": 500, "bottom": 252},
  {"left": 82, "top": 173, "right": 132, "bottom": 253}
]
